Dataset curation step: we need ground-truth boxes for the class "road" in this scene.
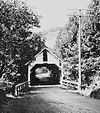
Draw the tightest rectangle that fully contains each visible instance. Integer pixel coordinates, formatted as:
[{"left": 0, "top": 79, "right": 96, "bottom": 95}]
[{"left": 1, "top": 86, "right": 100, "bottom": 113}]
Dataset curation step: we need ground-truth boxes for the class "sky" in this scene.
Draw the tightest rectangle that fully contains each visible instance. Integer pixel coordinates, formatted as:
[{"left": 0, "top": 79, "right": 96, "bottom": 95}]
[
  {"left": 25, "top": 0, "right": 90, "bottom": 31},
  {"left": 24, "top": 0, "right": 90, "bottom": 48}
]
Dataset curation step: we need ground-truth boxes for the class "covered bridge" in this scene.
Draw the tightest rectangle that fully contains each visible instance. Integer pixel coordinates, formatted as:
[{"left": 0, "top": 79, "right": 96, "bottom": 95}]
[{"left": 26, "top": 46, "right": 64, "bottom": 86}]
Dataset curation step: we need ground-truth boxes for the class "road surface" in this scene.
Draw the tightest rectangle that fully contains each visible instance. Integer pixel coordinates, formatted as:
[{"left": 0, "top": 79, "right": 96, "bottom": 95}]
[{"left": 1, "top": 86, "right": 100, "bottom": 113}]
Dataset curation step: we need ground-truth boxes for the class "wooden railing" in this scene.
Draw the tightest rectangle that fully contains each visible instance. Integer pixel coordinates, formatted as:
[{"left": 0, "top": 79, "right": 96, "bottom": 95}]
[
  {"left": 15, "top": 81, "right": 30, "bottom": 96},
  {"left": 61, "top": 79, "right": 79, "bottom": 89}
]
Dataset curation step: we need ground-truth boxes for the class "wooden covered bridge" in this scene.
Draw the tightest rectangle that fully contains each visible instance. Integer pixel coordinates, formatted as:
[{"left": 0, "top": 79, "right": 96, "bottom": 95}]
[
  {"left": 14, "top": 46, "right": 79, "bottom": 96},
  {"left": 26, "top": 46, "right": 64, "bottom": 86}
]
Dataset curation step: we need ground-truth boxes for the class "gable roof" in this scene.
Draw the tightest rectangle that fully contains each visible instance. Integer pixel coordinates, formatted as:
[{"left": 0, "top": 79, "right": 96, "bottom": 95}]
[
  {"left": 25, "top": 46, "right": 63, "bottom": 65},
  {"left": 34, "top": 46, "right": 63, "bottom": 62}
]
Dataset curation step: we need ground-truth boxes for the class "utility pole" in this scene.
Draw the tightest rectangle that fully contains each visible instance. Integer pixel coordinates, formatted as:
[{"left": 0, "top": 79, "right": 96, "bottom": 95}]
[
  {"left": 64, "top": 9, "right": 82, "bottom": 91},
  {"left": 66, "top": 8, "right": 95, "bottom": 92},
  {"left": 78, "top": 9, "right": 82, "bottom": 92}
]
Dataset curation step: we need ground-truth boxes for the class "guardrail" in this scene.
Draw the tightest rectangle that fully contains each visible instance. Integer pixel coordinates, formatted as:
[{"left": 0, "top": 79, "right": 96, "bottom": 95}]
[
  {"left": 15, "top": 81, "right": 30, "bottom": 96},
  {"left": 61, "top": 79, "right": 79, "bottom": 89}
]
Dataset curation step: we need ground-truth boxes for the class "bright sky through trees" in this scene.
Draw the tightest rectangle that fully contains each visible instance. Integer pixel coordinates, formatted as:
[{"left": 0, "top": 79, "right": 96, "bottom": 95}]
[
  {"left": 24, "top": 0, "right": 90, "bottom": 48},
  {"left": 25, "top": 0, "right": 90, "bottom": 31}
]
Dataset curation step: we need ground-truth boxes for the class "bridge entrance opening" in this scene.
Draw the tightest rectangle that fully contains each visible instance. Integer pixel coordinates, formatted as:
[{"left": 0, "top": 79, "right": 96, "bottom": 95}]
[{"left": 30, "top": 63, "right": 61, "bottom": 85}]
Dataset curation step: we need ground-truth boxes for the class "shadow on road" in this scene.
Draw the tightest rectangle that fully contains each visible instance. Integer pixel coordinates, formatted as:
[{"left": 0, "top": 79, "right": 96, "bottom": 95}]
[{"left": 1, "top": 86, "right": 100, "bottom": 113}]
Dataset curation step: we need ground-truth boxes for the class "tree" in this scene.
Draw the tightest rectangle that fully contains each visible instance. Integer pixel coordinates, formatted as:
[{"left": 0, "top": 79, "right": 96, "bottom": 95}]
[
  {"left": 81, "top": 0, "right": 100, "bottom": 85},
  {"left": 55, "top": 0, "right": 100, "bottom": 85},
  {"left": 54, "top": 15, "right": 79, "bottom": 81},
  {"left": 0, "top": 0, "right": 44, "bottom": 82}
]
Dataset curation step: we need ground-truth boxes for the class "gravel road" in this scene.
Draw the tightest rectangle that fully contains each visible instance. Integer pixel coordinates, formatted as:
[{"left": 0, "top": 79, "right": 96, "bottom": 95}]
[{"left": 1, "top": 86, "right": 100, "bottom": 113}]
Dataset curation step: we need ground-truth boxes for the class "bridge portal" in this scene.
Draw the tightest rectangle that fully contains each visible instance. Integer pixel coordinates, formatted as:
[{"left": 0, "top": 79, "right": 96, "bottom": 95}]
[{"left": 26, "top": 46, "right": 64, "bottom": 86}]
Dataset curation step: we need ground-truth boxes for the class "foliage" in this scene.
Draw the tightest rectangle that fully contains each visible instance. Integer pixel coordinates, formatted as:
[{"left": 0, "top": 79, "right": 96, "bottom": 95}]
[
  {"left": 0, "top": 0, "right": 44, "bottom": 83},
  {"left": 55, "top": 0, "right": 100, "bottom": 85},
  {"left": 81, "top": 0, "right": 100, "bottom": 85},
  {"left": 54, "top": 15, "right": 79, "bottom": 81}
]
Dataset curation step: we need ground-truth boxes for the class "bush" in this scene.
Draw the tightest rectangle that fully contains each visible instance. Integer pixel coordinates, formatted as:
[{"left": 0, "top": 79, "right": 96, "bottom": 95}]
[{"left": 90, "top": 88, "right": 100, "bottom": 99}]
